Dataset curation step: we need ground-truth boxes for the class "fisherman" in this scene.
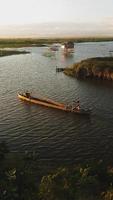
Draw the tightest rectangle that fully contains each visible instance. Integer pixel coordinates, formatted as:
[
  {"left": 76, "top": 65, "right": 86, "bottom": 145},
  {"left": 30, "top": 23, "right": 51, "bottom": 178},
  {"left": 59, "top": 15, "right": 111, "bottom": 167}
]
[
  {"left": 76, "top": 104, "right": 80, "bottom": 111},
  {"left": 25, "top": 92, "right": 30, "bottom": 98},
  {"left": 75, "top": 100, "right": 80, "bottom": 110},
  {"left": 72, "top": 100, "right": 80, "bottom": 111}
]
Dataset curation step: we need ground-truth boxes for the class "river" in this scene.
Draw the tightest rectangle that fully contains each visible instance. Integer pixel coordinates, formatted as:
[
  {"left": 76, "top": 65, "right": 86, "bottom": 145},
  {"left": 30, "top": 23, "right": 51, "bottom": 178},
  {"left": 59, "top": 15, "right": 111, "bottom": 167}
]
[{"left": 1, "top": 41, "right": 113, "bottom": 166}]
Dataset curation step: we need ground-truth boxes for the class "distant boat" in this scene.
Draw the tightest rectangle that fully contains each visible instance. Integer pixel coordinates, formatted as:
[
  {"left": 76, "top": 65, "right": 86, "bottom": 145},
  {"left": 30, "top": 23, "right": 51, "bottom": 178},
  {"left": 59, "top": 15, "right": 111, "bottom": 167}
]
[
  {"left": 63, "top": 41, "right": 74, "bottom": 55},
  {"left": 18, "top": 92, "right": 90, "bottom": 116},
  {"left": 50, "top": 46, "right": 58, "bottom": 51},
  {"left": 50, "top": 44, "right": 60, "bottom": 51}
]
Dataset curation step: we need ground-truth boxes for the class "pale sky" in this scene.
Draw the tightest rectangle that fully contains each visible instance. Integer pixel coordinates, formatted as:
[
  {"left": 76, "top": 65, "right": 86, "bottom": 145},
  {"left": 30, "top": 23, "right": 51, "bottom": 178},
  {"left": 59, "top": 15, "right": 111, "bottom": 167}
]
[{"left": 0, "top": 0, "right": 113, "bottom": 37}]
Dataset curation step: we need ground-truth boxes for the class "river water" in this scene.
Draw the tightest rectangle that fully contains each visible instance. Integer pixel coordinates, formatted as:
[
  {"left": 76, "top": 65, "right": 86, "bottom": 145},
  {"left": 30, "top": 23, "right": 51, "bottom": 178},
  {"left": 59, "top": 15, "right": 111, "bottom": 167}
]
[{"left": 1, "top": 41, "right": 113, "bottom": 165}]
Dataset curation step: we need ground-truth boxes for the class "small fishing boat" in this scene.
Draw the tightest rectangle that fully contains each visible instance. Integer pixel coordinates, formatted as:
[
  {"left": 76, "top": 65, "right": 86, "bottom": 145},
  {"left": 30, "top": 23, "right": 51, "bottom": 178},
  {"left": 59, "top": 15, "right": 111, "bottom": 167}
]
[{"left": 18, "top": 92, "right": 90, "bottom": 116}]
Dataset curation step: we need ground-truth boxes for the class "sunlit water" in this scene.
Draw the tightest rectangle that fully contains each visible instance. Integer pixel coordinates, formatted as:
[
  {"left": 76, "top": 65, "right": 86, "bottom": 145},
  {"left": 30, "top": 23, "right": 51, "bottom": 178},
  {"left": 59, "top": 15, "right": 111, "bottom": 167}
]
[{"left": 1, "top": 41, "right": 113, "bottom": 166}]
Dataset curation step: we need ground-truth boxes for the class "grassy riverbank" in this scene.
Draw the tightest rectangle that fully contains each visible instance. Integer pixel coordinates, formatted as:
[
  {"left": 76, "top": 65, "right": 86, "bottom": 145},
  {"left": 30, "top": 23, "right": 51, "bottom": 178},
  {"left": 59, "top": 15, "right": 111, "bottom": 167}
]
[
  {"left": 64, "top": 57, "right": 113, "bottom": 80},
  {"left": 0, "top": 37, "right": 113, "bottom": 48},
  {"left": 0, "top": 49, "right": 30, "bottom": 57}
]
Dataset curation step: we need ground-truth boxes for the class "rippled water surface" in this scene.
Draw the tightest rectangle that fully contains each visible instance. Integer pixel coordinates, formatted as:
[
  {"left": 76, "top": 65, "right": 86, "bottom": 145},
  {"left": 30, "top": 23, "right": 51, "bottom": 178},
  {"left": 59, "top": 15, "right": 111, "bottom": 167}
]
[{"left": 1, "top": 41, "right": 113, "bottom": 165}]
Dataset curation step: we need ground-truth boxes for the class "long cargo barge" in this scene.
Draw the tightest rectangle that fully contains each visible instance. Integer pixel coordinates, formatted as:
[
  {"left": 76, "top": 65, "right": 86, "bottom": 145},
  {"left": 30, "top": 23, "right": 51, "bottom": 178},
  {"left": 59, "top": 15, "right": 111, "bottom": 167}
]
[{"left": 18, "top": 93, "right": 90, "bottom": 115}]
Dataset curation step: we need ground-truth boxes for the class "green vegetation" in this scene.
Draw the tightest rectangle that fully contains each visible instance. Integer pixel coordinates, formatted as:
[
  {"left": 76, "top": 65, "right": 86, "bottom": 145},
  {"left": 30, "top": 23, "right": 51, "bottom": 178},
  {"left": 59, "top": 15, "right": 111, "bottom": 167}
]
[
  {"left": 0, "top": 38, "right": 47, "bottom": 48},
  {"left": 64, "top": 57, "right": 113, "bottom": 80},
  {"left": 1, "top": 142, "right": 113, "bottom": 200},
  {"left": 39, "top": 162, "right": 113, "bottom": 200},
  {"left": 0, "top": 49, "right": 30, "bottom": 57},
  {"left": 0, "top": 37, "right": 113, "bottom": 48}
]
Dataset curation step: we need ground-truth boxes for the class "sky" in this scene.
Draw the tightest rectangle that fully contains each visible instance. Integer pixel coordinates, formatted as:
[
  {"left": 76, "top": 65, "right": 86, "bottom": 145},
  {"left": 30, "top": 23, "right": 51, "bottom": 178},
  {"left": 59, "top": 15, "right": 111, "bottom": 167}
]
[{"left": 0, "top": 0, "right": 113, "bottom": 37}]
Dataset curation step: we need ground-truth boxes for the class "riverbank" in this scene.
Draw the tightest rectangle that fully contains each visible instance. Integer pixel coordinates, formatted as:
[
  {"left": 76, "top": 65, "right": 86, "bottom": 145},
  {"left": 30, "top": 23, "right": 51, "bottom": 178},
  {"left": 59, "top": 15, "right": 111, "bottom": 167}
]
[
  {"left": 0, "top": 49, "right": 30, "bottom": 57},
  {"left": 0, "top": 37, "right": 113, "bottom": 48},
  {"left": 64, "top": 57, "right": 113, "bottom": 80}
]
